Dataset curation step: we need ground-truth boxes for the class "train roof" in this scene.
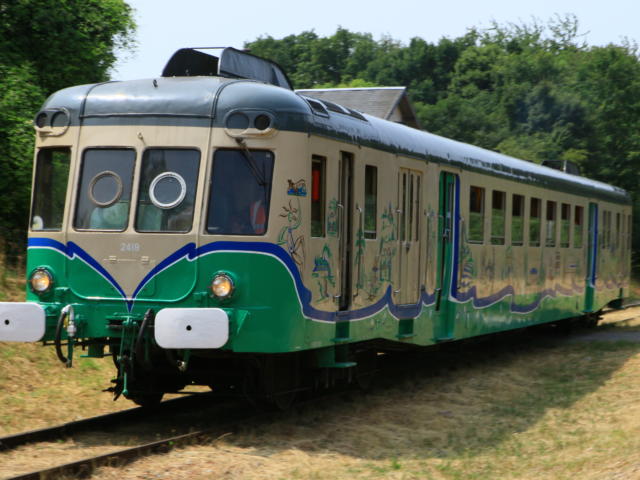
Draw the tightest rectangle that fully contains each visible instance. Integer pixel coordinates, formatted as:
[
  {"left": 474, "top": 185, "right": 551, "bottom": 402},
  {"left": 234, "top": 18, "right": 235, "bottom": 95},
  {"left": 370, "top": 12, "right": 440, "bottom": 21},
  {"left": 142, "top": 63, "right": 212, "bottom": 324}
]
[{"left": 38, "top": 75, "right": 630, "bottom": 205}]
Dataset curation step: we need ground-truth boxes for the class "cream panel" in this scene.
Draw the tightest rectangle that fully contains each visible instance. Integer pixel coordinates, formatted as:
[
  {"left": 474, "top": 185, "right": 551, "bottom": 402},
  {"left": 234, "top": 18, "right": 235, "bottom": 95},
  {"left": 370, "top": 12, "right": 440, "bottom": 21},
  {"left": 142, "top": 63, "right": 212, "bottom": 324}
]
[{"left": 65, "top": 125, "right": 210, "bottom": 297}]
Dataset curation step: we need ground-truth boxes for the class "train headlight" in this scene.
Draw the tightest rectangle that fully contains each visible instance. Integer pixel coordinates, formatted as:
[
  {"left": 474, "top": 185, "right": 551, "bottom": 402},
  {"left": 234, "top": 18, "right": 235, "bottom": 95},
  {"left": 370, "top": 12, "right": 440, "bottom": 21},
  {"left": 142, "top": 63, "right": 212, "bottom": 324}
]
[
  {"left": 211, "top": 273, "right": 234, "bottom": 300},
  {"left": 30, "top": 268, "right": 53, "bottom": 294}
]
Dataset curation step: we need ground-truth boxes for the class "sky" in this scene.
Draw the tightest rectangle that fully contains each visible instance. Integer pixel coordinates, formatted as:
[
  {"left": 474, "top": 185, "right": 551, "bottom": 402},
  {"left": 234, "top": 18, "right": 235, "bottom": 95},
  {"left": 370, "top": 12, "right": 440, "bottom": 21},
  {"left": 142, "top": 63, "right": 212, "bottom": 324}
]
[{"left": 112, "top": 0, "right": 639, "bottom": 81}]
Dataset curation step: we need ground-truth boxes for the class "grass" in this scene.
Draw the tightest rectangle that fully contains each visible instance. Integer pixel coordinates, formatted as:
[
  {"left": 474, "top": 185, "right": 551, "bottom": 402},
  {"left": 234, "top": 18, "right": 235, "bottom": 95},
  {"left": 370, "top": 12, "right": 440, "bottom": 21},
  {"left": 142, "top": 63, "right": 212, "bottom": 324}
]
[
  {"left": 2, "top": 252, "right": 640, "bottom": 478},
  {"left": 89, "top": 315, "right": 640, "bottom": 480},
  {"left": 0, "top": 256, "right": 129, "bottom": 435}
]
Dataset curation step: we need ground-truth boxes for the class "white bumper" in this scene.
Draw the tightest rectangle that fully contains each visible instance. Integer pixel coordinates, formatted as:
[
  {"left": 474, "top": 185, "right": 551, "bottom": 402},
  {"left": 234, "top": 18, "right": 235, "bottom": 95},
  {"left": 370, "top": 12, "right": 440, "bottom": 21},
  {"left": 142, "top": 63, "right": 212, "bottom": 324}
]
[
  {"left": 0, "top": 302, "right": 46, "bottom": 342},
  {"left": 154, "top": 308, "right": 229, "bottom": 349}
]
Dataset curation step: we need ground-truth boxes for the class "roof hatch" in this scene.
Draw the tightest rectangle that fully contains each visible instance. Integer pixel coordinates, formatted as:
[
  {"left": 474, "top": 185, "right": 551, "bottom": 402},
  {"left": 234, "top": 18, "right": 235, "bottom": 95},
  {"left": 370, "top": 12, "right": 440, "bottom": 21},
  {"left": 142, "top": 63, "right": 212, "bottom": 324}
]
[{"left": 162, "top": 47, "right": 292, "bottom": 90}]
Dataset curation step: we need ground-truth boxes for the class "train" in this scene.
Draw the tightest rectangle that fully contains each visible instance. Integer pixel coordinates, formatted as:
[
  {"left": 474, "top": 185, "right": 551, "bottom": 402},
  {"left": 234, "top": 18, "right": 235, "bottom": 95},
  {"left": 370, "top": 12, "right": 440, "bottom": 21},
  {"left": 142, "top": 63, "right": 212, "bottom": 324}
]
[{"left": 0, "top": 47, "right": 632, "bottom": 407}]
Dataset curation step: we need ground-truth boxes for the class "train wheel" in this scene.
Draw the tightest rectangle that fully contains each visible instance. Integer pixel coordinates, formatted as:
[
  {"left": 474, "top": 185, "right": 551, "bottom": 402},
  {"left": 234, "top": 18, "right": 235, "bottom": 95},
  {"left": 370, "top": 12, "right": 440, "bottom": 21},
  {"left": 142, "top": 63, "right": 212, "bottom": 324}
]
[
  {"left": 270, "top": 389, "right": 297, "bottom": 411},
  {"left": 130, "top": 391, "right": 164, "bottom": 408},
  {"left": 263, "top": 354, "right": 300, "bottom": 410},
  {"left": 355, "top": 350, "right": 377, "bottom": 391}
]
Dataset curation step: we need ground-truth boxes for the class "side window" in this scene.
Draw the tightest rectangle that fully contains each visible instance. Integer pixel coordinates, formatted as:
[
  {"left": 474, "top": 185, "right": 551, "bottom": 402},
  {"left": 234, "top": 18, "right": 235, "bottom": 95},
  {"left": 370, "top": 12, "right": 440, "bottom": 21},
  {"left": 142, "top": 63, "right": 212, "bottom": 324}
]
[
  {"left": 311, "top": 156, "right": 326, "bottom": 237},
  {"left": 74, "top": 149, "right": 135, "bottom": 231},
  {"left": 601, "top": 210, "right": 610, "bottom": 250},
  {"left": 207, "top": 149, "right": 274, "bottom": 235},
  {"left": 468, "top": 185, "right": 485, "bottom": 243},
  {"left": 574, "top": 205, "right": 584, "bottom": 248},
  {"left": 364, "top": 165, "right": 377, "bottom": 239},
  {"left": 135, "top": 149, "right": 200, "bottom": 233},
  {"left": 546, "top": 200, "right": 557, "bottom": 247},
  {"left": 491, "top": 190, "right": 506, "bottom": 245},
  {"left": 529, "top": 197, "right": 541, "bottom": 247},
  {"left": 615, "top": 212, "right": 621, "bottom": 250},
  {"left": 560, "top": 203, "right": 570, "bottom": 248},
  {"left": 31, "top": 148, "right": 71, "bottom": 231},
  {"left": 414, "top": 175, "right": 421, "bottom": 242},
  {"left": 511, "top": 194, "right": 524, "bottom": 246}
]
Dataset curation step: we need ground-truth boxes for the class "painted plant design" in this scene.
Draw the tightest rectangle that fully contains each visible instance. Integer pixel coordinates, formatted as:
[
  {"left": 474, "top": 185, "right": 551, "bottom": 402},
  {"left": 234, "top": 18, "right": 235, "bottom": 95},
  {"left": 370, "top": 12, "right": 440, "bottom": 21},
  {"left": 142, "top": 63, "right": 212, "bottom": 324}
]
[
  {"left": 277, "top": 199, "right": 305, "bottom": 272},
  {"left": 312, "top": 243, "right": 335, "bottom": 301}
]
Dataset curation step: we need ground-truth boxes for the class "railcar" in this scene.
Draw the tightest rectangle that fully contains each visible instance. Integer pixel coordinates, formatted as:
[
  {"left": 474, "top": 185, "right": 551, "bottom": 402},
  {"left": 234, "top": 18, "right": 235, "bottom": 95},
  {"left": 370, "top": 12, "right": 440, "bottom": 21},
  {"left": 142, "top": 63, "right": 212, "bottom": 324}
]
[{"left": 0, "top": 48, "right": 632, "bottom": 406}]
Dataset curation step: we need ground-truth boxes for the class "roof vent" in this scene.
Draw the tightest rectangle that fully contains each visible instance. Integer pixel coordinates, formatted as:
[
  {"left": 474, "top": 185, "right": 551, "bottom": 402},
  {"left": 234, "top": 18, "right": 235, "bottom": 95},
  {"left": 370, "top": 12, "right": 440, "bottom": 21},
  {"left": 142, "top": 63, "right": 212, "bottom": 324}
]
[
  {"left": 302, "top": 97, "right": 329, "bottom": 117},
  {"left": 162, "top": 47, "right": 292, "bottom": 90},
  {"left": 541, "top": 159, "right": 581, "bottom": 176}
]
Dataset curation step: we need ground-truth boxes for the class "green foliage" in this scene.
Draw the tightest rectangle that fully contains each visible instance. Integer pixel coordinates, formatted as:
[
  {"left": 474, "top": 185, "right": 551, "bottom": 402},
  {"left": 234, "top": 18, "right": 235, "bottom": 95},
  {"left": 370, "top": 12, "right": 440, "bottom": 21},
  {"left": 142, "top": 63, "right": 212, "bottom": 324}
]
[
  {"left": 0, "top": 63, "right": 44, "bottom": 236},
  {"left": 246, "top": 15, "right": 640, "bottom": 271},
  {"left": 0, "top": 0, "right": 136, "bottom": 94},
  {"left": 0, "top": 0, "right": 135, "bottom": 256}
]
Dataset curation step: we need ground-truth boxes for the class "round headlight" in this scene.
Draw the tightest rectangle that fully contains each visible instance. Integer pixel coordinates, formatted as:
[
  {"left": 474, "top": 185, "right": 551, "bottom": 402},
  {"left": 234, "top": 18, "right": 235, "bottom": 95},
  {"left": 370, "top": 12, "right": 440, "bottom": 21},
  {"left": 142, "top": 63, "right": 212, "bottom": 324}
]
[
  {"left": 211, "top": 274, "right": 234, "bottom": 299},
  {"left": 30, "top": 268, "right": 53, "bottom": 293}
]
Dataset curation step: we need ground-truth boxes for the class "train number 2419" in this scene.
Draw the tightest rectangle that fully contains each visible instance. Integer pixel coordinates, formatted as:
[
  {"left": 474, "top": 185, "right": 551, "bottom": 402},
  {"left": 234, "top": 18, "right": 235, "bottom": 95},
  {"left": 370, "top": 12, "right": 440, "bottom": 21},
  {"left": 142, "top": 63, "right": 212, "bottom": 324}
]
[{"left": 120, "top": 242, "right": 141, "bottom": 252}]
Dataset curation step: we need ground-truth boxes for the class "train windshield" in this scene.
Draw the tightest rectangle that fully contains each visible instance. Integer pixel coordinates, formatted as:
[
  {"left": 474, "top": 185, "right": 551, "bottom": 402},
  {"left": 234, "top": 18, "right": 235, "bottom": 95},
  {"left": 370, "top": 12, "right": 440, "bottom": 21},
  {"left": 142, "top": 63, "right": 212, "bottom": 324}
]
[
  {"left": 207, "top": 149, "right": 274, "bottom": 235},
  {"left": 74, "top": 149, "right": 135, "bottom": 231},
  {"left": 31, "top": 148, "right": 71, "bottom": 231},
  {"left": 135, "top": 149, "right": 200, "bottom": 233}
]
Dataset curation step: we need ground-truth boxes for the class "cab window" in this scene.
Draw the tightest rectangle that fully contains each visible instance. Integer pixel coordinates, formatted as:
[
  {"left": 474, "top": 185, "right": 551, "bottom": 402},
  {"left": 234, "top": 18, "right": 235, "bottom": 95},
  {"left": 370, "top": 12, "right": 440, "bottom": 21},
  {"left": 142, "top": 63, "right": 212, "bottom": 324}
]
[
  {"left": 207, "top": 149, "right": 274, "bottom": 235},
  {"left": 135, "top": 149, "right": 200, "bottom": 233},
  {"left": 31, "top": 148, "right": 71, "bottom": 231},
  {"left": 74, "top": 149, "right": 135, "bottom": 231}
]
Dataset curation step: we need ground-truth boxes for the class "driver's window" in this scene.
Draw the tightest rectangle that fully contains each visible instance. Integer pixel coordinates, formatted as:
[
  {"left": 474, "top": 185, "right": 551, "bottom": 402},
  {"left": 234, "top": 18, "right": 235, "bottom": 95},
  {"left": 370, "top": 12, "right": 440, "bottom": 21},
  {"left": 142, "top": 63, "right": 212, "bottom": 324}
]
[
  {"left": 135, "top": 149, "right": 200, "bottom": 233},
  {"left": 206, "top": 149, "right": 274, "bottom": 235},
  {"left": 74, "top": 149, "right": 135, "bottom": 231}
]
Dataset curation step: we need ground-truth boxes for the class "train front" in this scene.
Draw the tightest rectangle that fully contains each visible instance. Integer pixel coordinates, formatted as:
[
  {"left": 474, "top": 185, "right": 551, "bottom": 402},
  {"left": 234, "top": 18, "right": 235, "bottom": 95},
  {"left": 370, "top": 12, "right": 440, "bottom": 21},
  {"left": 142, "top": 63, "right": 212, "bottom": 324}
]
[{"left": 0, "top": 48, "right": 314, "bottom": 405}]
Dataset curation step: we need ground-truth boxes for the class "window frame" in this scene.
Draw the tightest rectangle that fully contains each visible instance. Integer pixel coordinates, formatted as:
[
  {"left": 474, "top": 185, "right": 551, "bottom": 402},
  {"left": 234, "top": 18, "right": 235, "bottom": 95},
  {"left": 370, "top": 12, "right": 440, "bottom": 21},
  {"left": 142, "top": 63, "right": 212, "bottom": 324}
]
[
  {"left": 511, "top": 193, "right": 524, "bottom": 246},
  {"left": 134, "top": 147, "right": 201, "bottom": 234},
  {"left": 311, "top": 155, "right": 326, "bottom": 238},
  {"left": 573, "top": 205, "right": 584, "bottom": 249},
  {"left": 529, "top": 197, "right": 541, "bottom": 247},
  {"left": 364, "top": 164, "right": 378, "bottom": 240},
  {"left": 545, "top": 200, "right": 557, "bottom": 247},
  {"left": 30, "top": 147, "right": 71, "bottom": 232},
  {"left": 468, "top": 185, "right": 485, "bottom": 244},
  {"left": 205, "top": 148, "right": 275, "bottom": 236},
  {"left": 560, "top": 203, "right": 570, "bottom": 248},
  {"left": 73, "top": 147, "right": 136, "bottom": 232},
  {"left": 490, "top": 190, "right": 506, "bottom": 245}
]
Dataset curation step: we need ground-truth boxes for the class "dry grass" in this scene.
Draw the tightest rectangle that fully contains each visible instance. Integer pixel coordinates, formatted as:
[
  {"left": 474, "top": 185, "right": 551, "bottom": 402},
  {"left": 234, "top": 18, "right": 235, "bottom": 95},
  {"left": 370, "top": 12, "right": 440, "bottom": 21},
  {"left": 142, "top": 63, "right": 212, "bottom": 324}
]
[
  {"left": 0, "top": 258, "right": 129, "bottom": 435},
  {"left": 2, "top": 256, "right": 640, "bottom": 478},
  {"left": 90, "top": 312, "right": 640, "bottom": 480},
  {"left": 0, "top": 342, "right": 130, "bottom": 435},
  {"left": 0, "top": 253, "right": 25, "bottom": 303}
]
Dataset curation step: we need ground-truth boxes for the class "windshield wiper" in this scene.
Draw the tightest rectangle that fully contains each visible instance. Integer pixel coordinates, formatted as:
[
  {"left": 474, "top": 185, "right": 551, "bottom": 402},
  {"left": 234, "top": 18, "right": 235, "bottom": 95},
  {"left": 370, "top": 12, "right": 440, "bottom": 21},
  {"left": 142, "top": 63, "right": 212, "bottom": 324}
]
[{"left": 235, "top": 138, "right": 266, "bottom": 186}]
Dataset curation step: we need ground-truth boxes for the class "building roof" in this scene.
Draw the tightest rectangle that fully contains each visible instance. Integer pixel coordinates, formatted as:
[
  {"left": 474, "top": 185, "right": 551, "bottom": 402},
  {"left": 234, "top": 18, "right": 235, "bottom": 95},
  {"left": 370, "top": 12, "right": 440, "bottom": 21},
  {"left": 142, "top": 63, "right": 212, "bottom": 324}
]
[{"left": 295, "top": 86, "right": 421, "bottom": 129}]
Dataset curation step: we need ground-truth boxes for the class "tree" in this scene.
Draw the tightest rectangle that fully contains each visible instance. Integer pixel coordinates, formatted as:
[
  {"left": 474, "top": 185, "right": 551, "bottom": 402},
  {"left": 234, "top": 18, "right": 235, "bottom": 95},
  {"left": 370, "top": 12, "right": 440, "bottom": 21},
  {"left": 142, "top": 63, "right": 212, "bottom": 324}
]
[
  {"left": 0, "top": 0, "right": 135, "bottom": 94},
  {"left": 0, "top": 0, "right": 135, "bottom": 254}
]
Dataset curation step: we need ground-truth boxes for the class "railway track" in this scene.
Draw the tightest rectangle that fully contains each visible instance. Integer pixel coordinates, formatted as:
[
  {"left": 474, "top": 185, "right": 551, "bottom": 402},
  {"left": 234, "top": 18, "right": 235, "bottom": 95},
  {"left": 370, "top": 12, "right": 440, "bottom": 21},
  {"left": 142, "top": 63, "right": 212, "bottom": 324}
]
[
  {"left": 0, "top": 388, "right": 346, "bottom": 480},
  {"left": 0, "top": 392, "right": 256, "bottom": 480},
  {"left": 4, "top": 407, "right": 254, "bottom": 480},
  {"left": 0, "top": 392, "right": 224, "bottom": 452}
]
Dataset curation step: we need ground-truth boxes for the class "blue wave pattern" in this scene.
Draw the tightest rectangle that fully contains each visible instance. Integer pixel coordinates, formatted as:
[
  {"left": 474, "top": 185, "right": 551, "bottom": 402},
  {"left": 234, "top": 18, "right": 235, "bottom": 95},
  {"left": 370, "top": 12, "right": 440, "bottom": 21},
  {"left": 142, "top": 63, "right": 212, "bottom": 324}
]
[{"left": 28, "top": 237, "right": 587, "bottom": 321}]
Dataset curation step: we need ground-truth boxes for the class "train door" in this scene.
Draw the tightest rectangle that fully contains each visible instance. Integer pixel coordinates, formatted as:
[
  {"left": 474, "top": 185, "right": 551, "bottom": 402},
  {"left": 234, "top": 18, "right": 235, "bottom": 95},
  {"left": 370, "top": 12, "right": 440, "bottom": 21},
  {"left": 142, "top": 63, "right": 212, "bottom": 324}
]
[
  {"left": 585, "top": 202, "right": 598, "bottom": 312},
  {"left": 338, "top": 152, "right": 354, "bottom": 311},
  {"left": 397, "top": 168, "right": 422, "bottom": 305},
  {"left": 435, "top": 171, "right": 459, "bottom": 340}
]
